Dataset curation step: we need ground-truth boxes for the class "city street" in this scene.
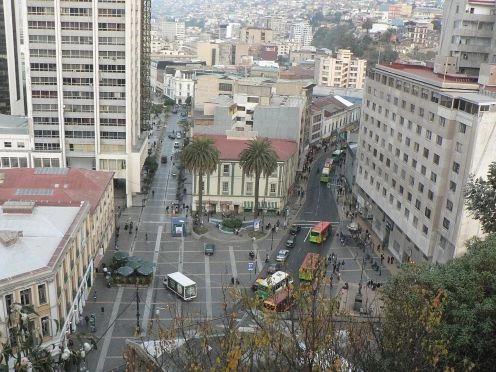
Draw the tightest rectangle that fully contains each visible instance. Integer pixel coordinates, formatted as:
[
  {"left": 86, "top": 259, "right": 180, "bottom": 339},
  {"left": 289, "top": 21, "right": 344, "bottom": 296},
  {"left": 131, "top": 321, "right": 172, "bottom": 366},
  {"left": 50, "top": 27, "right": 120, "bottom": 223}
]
[{"left": 84, "top": 118, "right": 391, "bottom": 370}]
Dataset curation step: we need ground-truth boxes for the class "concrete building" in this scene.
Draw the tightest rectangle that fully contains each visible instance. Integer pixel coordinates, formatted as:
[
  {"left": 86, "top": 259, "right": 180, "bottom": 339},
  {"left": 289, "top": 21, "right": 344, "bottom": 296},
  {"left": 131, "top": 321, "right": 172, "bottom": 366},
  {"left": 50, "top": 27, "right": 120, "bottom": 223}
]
[
  {"left": 150, "top": 60, "right": 205, "bottom": 98},
  {"left": 193, "top": 74, "right": 314, "bottom": 172},
  {"left": 289, "top": 21, "right": 313, "bottom": 48},
  {"left": 164, "top": 69, "right": 195, "bottom": 104},
  {"left": 191, "top": 135, "right": 298, "bottom": 214},
  {"left": 0, "top": 168, "right": 114, "bottom": 348},
  {"left": 162, "top": 19, "right": 185, "bottom": 43},
  {"left": 405, "top": 21, "right": 436, "bottom": 48},
  {"left": 314, "top": 49, "right": 367, "bottom": 89},
  {"left": 0, "top": 0, "right": 25, "bottom": 115},
  {"left": 197, "top": 41, "right": 251, "bottom": 66},
  {"left": 20, "top": 0, "right": 147, "bottom": 206},
  {"left": 241, "top": 27, "right": 274, "bottom": 45},
  {"left": 355, "top": 63, "right": 496, "bottom": 264},
  {"left": 436, "top": 0, "right": 495, "bottom": 76},
  {"left": 309, "top": 95, "right": 361, "bottom": 144},
  {"left": 0, "top": 114, "right": 33, "bottom": 168}
]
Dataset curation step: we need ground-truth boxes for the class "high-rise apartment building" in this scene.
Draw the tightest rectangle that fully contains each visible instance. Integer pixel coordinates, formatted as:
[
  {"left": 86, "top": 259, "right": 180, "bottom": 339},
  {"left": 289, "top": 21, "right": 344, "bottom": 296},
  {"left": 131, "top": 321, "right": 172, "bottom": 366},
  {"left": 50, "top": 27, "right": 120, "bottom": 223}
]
[
  {"left": 162, "top": 19, "right": 185, "bottom": 43},
  {"left": 289, "top": 21, "right": 313, "bottom": 48},
  {"left": 355, "top": 63, "right": 496, "bottom": 264},
  {"left": 20, "top": 0, "right": 147, "bottom": 206},
  {"left": 436, "top": 0, "right": 496, "bottom": 76},
  {"left": 0, "top": 0, "right": 25, "bottom": 115},
  {"left": 314, "top": 49, "right": 367, "bottom": 89}
]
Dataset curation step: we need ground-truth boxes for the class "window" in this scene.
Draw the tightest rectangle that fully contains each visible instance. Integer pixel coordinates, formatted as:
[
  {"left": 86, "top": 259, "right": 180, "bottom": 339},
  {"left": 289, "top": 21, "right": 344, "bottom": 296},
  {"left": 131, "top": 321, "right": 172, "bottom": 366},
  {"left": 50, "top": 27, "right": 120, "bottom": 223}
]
[
  {"left": 404, "top": 207, "right": 410, "bottom": 219},
  {"left": 452, "top": 162, "right": 460, "bottom": 174},
  {"left": 422, "top": 225, "right": 429, "bottom": 235},
  {"left": 459, "top": 123, "right": 467, "bottom": 133},
  {"left": 415, "top": 199, "right": 421, "bottom": 210},
  {"left": 450, "top": 181, "right": 457, "bottom": 192},
  {"left": 421, "top": 165, "right": 426, "bottom": 175},
  {"left": 425, "top": 208, "right": 431, "bottom": 219},
  {"left": 443, "top": 218, "right": 450, "bottom": 230},
  {"left": 246, "top": 182, "right": 253, "bottom": 195},
  {"left": 269, "top": 183, "right": 277, "bottom": 195},
  {"left": 4, "top": 294, "right": 13, "bottom": 314},
  {"left": 428, "top": 190, "right": 434, "bottom": 201},
  {"left": 407, "top": 192, "right": 412, "bottom": 202},
  {"left": 222, "top": 181, "right": 229, "bottom": 194},
  {"left": 38, "top": 284, "right": 47, "bottom": 305},
  {"left": 414, "top": 142, "right": 419, "bottom": 152},
  {"left": 399, "top": 185, "right": 404, "bottom": 195},
  {"left": 439, "top": 117, "right": 446, "bottom": 127},
  {"left": 41, "top": 317, "right": 50, "bottom": 337},
  {"left": 405, "top": 137, "right": 410, "bottom": 146},
  {"left": 433, "top": 154, "right": 440, "bottom": 165},
  {"left": 413, "top": 216, "right": 418, "bottom": 227},
  {"left": 436, "top": 135, "right": 443, "bottom": 145},
  {"left": 431, "top": 172, "right": 437, "bottom": 183},
  {"left": 223, "top": 164, "right": 230, "bottom": 175},
  {"left": 423, "top": 148, "right": 429, "bottom": 158},
  {"left": 425, "top": 130, "right": 432, "bottom": 140},
  {"left": 455, "top": 142, "right": 463, "bottom": 153},
  {"left": 4, "top": 142, "right": 12, "bottom": 148},
  {"left": 418, "top": 183, "right": 424, "bottom": 193},
  {"left": 416, "top": 125, "right": 422, "bottom": 135},
  {"left": 446, "top": 199, "right": 453, "bottom": 211},
  {"left": 419, "top": 107, "right": 424, "bottom": 117},
  {"left": 403, "top": 153, "right": 408, "bottom": 163},
  {"left": 20, "top": 289, "right": 32, "bottom": 306}
]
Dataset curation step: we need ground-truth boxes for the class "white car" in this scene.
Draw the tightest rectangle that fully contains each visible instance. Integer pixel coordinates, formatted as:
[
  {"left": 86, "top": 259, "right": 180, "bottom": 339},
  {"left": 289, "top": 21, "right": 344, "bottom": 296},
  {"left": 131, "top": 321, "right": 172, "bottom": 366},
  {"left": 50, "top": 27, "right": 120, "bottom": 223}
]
[
  {"left": 276, "top": 249, "right": 290, "bottom": 262},
  {"left": 174, "top": 141, "right": 180, "bottom": 149},
  {"left": 176, "top": 132, "right": 182, "bottom": 139}
]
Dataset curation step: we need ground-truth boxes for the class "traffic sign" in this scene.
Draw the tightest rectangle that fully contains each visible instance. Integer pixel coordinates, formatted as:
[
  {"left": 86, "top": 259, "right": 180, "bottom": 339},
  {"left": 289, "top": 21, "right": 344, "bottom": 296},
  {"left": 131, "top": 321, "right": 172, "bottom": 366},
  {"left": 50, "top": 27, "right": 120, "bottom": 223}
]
[{"left": 248, "top": 262, "right": 254, "bottom": 272}]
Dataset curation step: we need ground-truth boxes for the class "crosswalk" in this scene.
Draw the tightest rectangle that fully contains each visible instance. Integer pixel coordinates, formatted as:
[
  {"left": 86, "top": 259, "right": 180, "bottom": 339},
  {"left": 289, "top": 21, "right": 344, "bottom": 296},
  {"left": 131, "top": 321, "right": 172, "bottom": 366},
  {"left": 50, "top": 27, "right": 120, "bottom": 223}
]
[{"left": 291, "top": 220, "right": 341, "bottom": 227}]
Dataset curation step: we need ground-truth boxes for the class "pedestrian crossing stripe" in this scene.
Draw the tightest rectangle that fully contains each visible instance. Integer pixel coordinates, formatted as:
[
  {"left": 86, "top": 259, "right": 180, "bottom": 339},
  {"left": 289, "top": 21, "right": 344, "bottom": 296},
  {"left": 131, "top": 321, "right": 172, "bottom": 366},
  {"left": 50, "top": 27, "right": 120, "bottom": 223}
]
[{"left": 292, "top": 221, "right": 341, "bottom": 226}]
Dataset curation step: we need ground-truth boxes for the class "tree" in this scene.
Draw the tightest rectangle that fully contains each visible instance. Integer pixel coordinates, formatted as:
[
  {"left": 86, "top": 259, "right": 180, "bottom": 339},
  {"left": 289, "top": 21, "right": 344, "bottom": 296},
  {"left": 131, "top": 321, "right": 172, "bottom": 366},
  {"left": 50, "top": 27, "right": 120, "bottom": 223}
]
[
  {"left": 184, "top": 95, "right": 192, "bottom": 106},
  {"left": 353, "top": 235, "right": 496, "bottom": 371},
  {"left": 362, "top": 18, "right": 373, "bottom": 35},
  {"left": 181, "top": 137, "right": 219, "bottom": 214},
  {"left": 239, "top": 138, "right": 278, "bottom": 217},
  {"left": 464, "top": 162, "right": 496, "bottom": 233}
]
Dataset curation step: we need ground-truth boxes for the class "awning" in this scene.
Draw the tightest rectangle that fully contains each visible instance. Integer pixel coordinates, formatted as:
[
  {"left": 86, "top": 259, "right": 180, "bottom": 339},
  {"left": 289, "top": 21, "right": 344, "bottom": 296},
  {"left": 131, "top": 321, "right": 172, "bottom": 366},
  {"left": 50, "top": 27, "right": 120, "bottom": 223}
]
[{"left": 243, "top": 201, "right": 254, "bottom": 210}]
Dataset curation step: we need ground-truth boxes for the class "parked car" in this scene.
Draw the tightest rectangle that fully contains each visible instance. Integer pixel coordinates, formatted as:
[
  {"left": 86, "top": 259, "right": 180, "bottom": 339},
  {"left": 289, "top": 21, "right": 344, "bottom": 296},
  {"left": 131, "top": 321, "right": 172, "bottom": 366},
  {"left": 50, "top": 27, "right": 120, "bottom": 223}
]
[
  {"left": 267, "top": 262, "right": 283, "bottom": 275},
  {"left": 168, "top": 133, "right": 176, "bottom": 140},
  {"left": 276, "top": 249, "right": 290, "bottom": 263},
  {"left": 180, "top": 112, "right": 187, "bottom": 117},
  {"left": 171, "top": 167, "right": 177, "bottom": 177},
  {"left": 161, "top": 156, "right": 168, "bottom": 164},
  {"left": 285, "top": 236, "right": 296, "bottom": 248},
  {"left": 176, "top": 132, "right": 182, "bottom": 139},
  {"left": 204, "top": 243, "right": 215, "bottom": 256},
  {"left": 174, "top": 141, "right": 180, "bottom": 149},
  {"left": 289, "top": 225, "right": 301, "bottom": 235},
  {"left": 172, "top": 108, "right": 178, "bottom": 114}
]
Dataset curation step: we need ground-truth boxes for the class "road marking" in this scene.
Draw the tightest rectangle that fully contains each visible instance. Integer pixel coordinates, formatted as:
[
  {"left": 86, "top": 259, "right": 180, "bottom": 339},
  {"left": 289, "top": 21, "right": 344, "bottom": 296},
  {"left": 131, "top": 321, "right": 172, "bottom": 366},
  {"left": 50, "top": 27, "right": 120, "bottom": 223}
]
[
  {"left": 140, "top": 225, "right": 163, "bottom": 336},
  {"left": 204, "top": 255, "right": 213, "bottom": 320},
  {"left": 229, "top": 246, "right": 238, "bottom": 279},
  {"left": 304, "top": 228, "right": 311, "bottom": 242},
  {"left": 95, "top": 288, "right": 124, "bottom": 372},
  {"left": 252, "top": 240, "right": 263, "bottom": 273}
]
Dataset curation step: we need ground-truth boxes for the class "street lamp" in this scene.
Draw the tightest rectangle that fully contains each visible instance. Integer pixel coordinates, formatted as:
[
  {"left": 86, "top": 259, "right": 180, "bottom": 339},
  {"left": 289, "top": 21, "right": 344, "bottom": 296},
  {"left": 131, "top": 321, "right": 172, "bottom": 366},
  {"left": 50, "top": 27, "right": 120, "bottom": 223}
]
[
  {"left": 358, "top": 256, "right": 365, "bottom": 295},
  {"left": 270, "top": 227, "right": 275, "bottom": 251}
]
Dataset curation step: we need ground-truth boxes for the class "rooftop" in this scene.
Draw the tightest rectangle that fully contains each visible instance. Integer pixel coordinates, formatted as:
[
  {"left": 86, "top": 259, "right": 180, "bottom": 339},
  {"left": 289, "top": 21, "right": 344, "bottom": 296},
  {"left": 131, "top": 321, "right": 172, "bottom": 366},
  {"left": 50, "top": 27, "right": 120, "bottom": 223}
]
[
  {"left": 0, "top": 168, "right": 114, "bottom": 214},
  {"left": 197, "top": 135, "right": 298, "bottom": 161},
  {"left": 376, "top": 64, "right": 480, "bottom": 90},
  {"left": 0, "top": 205, "right": 82, "bottom": 282}
]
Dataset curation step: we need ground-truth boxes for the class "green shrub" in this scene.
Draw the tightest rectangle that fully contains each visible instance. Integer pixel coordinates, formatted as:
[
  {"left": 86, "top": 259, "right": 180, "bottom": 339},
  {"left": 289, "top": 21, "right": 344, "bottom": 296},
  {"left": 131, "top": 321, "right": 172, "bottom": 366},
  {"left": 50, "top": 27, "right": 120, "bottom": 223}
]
[{"left": 222, "top": 218, "right": 242, "bottom": 229}]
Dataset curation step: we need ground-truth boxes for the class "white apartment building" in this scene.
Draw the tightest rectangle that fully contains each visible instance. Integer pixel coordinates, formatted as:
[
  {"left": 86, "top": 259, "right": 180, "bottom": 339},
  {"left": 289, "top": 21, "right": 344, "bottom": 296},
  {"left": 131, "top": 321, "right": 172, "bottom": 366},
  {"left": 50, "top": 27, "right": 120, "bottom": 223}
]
[
  {"left": 164, "top": 69, "right": 195, "bottom": 104},
  {"left": 289, "top": 21, "right": 313, "bottom": 48},
  {"left": 0, "top": 114, "right": 33, "bottom": 168},
  {"left": 314, "top": 49, "right": 367, "bottom": 89},
  {"left": 21, "top": 0, "right": 147, "bottom": 206},
  {"left": 162, "top": 19, "right": 185, "bottom": 43},
  {"left": 356, "top": 63, "right": 496, "bottom": 264}
]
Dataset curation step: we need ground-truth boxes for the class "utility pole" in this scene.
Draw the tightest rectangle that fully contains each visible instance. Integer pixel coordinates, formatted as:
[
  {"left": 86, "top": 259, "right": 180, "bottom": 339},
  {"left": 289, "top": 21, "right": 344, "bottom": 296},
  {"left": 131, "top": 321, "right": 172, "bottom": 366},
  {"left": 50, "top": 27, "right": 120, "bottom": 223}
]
[{"left": 135, "top": 285, "right": 140, "bottom": 336}]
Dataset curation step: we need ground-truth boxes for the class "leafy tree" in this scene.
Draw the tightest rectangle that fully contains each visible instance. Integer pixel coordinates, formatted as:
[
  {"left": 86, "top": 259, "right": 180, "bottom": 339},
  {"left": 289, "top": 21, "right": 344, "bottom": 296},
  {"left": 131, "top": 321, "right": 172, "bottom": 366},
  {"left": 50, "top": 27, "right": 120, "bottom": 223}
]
[
  {"left": 310, "top": 10, "right": 325, "bottom": 27},
  {"left": 181, "top": 137, "right": 219, "bottom": 214},
  {"left": 464, "top": 162, "right": 496, "bottom": 233},
  {"left": 239, "top": 138, "right": 278, "bottom": 217},
  {"left": 184, "top": 95, "right": 192, "bottom": 106},
  {"left": 144, "top": 155, "right": 158, "bottom": 175},
  {"left": 354, "top": 235, "right": 496, "bottom": 371},
  {"left": 362, "top": 18, "right": 373, "bottom": 35}
]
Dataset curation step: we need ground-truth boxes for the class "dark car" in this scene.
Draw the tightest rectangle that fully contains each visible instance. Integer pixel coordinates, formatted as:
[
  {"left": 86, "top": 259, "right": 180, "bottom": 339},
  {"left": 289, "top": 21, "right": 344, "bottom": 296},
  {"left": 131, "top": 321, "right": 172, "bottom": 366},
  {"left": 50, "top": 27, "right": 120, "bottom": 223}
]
[
  {"left": 204, "top": 243, "right": 215, "bottom": 256},
  {"left": 161, "top": 156, "right": 168, "bottom": 164},
  {"left": 289, "top": 225, "right": 301, "bottom": 235},
  {"left": 168, "top": 133, "right": 176, "bottom": 139},
  {"left": 267, "top": 262, "right": 283, "bottom": 275}
]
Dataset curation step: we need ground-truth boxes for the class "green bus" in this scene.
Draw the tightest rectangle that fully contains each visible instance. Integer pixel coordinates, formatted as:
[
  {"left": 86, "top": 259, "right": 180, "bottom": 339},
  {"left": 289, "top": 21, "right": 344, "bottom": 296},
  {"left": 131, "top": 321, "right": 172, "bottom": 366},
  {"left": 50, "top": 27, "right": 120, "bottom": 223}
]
[
  {"left": 299, "top": 253, "right": 323, "bottom": 281},
  {"left": 256, "top": 271, "right": 293, "bottom": 300},
  {"left": 309, "top": 221, "right": 332, "bottom": 244}
]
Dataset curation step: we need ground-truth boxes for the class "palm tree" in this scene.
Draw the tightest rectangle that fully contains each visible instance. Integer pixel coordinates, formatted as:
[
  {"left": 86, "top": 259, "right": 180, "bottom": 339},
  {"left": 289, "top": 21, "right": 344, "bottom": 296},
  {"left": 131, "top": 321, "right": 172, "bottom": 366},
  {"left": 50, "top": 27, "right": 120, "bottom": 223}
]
[
  {"left": 181, "top": 137, "right": 219, "bottom": 215},
  {"left": 239, "top": 138, "right": 278, "bottom": 217}
]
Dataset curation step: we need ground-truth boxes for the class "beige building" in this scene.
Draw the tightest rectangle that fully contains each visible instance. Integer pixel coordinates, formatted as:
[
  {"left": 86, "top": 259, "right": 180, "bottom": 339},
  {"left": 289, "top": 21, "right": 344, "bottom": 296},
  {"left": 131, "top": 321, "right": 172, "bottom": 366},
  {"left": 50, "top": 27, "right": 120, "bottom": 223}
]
[
  {"left": 191, "top": 135, "right": 298, "bottom": 214},
  {"left": 314, "top": 49, "right": 367, "bottom": 89},
  {"left": 241, "top": 27, "right": 274, "bottom": 45},
  {"left": 356, "top": 63, "right": 496, "bottom": 264},
  {"left": 0, "top": 114, "right": 33, "bottom": 168},
  {"left": 197, "top": 41, "right": 251, "bottom": 66},
  {"left": 0, "top": 168, "right": 114, "bottom": 347}
]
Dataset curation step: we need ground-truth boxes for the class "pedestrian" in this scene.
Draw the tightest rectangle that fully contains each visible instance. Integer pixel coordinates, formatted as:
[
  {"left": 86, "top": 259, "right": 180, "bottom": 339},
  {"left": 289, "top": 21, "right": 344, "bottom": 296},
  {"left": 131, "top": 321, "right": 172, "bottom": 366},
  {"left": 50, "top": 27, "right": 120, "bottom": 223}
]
[
  {"left": 231, "top": 277, "right": 235, "bottom": 285},
  {"left": 337, "top": 272, "right": 341, "bottom": 281},
  {"left": 387, "top": 256, "right": 391, "bottom": 264},
  {"left": 135, "top": 226, "right": 138, "bottom": 234},
  {"left": 145, "top": 233, "right": 148, "bottom": 241},
  {"left": 85, "top": 315, "right": 89, "bottom": 327},
  {"left": 391, "top": 256, "right": 395, "bottom": 264},
  {"left": 236, "top": 278, "right": 240, "bottom": 285},
  {"left": 93, "top": 291, "right": 97, "bottom": 301},
  {"left": 380, "top": 253, "right": 384, "bottom": 264},
  {"left": 333, "top": 264, "right": 336, "bottom": 273}
]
